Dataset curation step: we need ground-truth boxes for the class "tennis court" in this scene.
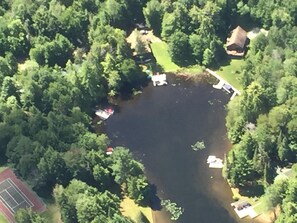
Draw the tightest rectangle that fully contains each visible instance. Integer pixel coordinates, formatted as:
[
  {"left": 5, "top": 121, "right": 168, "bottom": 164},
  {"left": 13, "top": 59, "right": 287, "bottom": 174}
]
[
  {"left": 0, "top": 168, "right": 46, "bottom": 223},
  {"left": 0, "top": 178, "right": 33, "bottom": 215}
]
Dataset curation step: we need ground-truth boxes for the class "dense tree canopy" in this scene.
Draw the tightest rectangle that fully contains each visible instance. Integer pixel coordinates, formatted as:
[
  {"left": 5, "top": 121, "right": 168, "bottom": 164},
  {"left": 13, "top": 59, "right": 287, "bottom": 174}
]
[
  {"left": 0, "top": 0, "right": 151, "bottom": 221},
  {"left": 0, "top": 0, "right": 296, "bottom": 221},
  {"left": 224, "top": 1, "right": 297, "bottom": 220}
]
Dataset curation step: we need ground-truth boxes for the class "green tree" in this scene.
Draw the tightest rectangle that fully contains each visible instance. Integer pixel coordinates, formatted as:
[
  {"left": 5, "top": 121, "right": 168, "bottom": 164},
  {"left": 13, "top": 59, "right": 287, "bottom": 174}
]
[
  {"left": 1, "top": 76, "right": 18, "bottom": 101},
  {"left": 32, "top": 5, "right": 61, "bottom": 38},
  {"left": 168, "top": 31, "right": 192, "bottom": 66},
  {"left": 127, "top": 176, "right": 151, "bottom": 205},
  {"left": 243, "top": 82, "right": 266, "bottom": 122},
  {"left": 276, "top": 76, "right": 297, "bottom": 104},
  {"left": 6, "top": 19, "right": 30, "bottom": 57},
  {"left": 37, "top": 147, "right": 70, "bottom": 186},
  {"left": 189, "top": 33, "right": 205, "bottom": 63},
  {"left": 15, "top": 208, "right": 46, "bottom": 223},
  {"left": 202, "top": 48, "right": 214, "bottom": 66},
  {"left": 161, "top": 12, "right": 178, "bottom": 40},
  {"left": 92, "top": 164, "right": 112, "bottom": 188},
  {"left": 263, "top": 179, "right": 288, "bottom": 220},
  {"left": 111, "top": 147, "right": 144, "bottom": 185},
  {"left": 143, "top": 0, "right": 163, "bottom": 36},
  {"left": 76, "top": 191, "right": 121, "bottom": 223}
]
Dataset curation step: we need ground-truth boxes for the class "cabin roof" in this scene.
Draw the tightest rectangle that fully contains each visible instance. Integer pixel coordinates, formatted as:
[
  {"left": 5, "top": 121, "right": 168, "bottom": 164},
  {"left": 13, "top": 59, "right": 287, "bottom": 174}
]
[{"left": 226, "top": 26, "right": 247, "bottom": 49}]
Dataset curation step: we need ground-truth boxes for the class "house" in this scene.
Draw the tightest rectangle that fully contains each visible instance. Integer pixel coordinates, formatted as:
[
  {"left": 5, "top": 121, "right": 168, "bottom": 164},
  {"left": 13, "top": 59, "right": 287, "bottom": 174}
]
[{"left": 226, "top": 26, "right": 248, "bottom": 57}]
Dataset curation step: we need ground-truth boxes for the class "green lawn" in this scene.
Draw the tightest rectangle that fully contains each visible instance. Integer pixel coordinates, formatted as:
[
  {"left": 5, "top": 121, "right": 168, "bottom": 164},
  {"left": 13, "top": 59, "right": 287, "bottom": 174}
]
[
  {"left": 0, "top": 167, "right": 7, "bottom": 173},
  {"left": 121, "top": 197, "right": 153, "bottom": 223},
  {"left": 178, "top": 65, "right": 204, "bottom": 75},
  {"left": 150, "top": 42, "right": 180, "bottom": 72},
  {"left": 253, "top": 201, "right": 267, "bottom": 215},
  {"left": 0, "top": 213, "right": 8, "bottom": 223},
  {"left": 215, "top": 59, "right": 245, "bottom": 91}
]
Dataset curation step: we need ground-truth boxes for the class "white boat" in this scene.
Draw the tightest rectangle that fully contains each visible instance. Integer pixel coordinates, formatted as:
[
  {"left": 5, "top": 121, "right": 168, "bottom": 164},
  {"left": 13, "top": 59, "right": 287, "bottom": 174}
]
[{"left": 95, "top": 108, "right": 114, "bottom": 120}]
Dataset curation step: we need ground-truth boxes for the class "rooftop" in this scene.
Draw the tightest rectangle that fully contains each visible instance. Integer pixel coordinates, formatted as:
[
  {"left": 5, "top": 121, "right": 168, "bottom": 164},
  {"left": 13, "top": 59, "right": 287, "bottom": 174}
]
[{"left": 226, "top": 26, "right": 247, "bottom": 49}]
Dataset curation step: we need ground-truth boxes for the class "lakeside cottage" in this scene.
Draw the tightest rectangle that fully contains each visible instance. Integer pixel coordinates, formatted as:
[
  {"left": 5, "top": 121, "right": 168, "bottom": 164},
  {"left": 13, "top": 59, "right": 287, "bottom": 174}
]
[{"left": 226, "top": 26, "right": 248, "bottom": 57}]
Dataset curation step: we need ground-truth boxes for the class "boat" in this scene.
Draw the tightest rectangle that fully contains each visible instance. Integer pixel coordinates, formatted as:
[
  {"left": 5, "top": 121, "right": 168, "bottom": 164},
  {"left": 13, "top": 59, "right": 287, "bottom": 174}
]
[
  {"left": 104, "top": 108, "right": 114, "bottom": 115},
  {"left": 95, "top": 108, "right": 114, "bottom": 120},
  {"left": 106, "top": 147, "right": 113, "bottom": 155}
]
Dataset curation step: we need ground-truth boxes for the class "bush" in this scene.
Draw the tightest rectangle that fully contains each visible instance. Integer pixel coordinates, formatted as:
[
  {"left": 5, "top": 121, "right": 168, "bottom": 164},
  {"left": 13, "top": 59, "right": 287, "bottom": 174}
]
[
  {"left": 191, "top": 140, "right": 205, "bottom": 151},
  {"left": 161, "top": 199, "right": 184, "bottom": 221}
]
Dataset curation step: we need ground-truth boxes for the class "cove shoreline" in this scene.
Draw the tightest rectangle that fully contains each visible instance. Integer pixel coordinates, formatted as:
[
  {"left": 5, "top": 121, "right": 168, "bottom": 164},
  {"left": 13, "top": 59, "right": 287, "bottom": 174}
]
[{"left": 103, "top": 74, "right": 255, "bottom": 223}]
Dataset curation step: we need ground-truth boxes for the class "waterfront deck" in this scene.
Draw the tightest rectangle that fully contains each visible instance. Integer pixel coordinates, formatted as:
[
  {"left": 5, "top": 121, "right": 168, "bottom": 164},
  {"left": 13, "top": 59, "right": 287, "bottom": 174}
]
[
  {"left": 231, "top": 200, "right": 258, "bottom": 219},
  {"left": 206, "top": 68, "right": 241, "bottom": 100}
]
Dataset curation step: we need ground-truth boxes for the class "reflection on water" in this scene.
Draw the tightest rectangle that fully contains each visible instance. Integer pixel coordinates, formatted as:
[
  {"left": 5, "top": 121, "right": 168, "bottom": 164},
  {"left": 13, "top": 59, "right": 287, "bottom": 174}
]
[{"left": 103, "top": 75, "right": 253, "bottom": 223}]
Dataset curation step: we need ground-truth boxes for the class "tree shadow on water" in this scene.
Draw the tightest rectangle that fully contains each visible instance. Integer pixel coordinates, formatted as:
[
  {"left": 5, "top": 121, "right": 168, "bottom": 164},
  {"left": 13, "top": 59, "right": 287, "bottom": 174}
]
[{"left": 149, "top": 184, "right": 162, "bottom": 211}]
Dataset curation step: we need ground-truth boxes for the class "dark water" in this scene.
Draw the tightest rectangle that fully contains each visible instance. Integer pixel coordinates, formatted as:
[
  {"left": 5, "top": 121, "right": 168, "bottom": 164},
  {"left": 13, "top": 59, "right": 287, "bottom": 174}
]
[{"left": 103, "top": 75, "right": 248, "bottom": 223}]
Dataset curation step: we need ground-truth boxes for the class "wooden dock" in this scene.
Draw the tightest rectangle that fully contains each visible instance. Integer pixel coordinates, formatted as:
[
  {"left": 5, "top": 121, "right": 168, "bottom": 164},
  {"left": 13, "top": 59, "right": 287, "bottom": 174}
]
[{"left": 206, "top": 68, "right": 241, "bottom": 100}]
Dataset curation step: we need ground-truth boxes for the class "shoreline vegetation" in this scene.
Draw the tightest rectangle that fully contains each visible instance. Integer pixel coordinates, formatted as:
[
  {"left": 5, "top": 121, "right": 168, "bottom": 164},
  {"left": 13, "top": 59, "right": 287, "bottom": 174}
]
[{"left": 0, "top": 0, "right": 295, "bottom": 222}]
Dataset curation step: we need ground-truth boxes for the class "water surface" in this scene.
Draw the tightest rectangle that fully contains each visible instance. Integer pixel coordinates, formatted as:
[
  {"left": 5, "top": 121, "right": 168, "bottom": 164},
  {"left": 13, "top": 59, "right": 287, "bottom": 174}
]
[{"left": 104, "top": 75, "right": 247, "bottom": 223}]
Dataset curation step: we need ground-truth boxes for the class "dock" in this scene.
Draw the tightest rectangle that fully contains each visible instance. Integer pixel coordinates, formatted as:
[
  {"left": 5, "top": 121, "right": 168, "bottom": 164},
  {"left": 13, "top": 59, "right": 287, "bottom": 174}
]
[
  {"left": 151, "top": 73, "right": 167, "bottom": 86},
  {"left": 207, "top": 156, "right": 224, "bottom": 168},
  {"left": 95, "top": 108, "right": 114, "bottom": 120},
  {"left": 231, "top": 200, "right": 258, "bottom": 219},
  {"left": 206, "top": 68, "right": 241, "bottom": 100}
]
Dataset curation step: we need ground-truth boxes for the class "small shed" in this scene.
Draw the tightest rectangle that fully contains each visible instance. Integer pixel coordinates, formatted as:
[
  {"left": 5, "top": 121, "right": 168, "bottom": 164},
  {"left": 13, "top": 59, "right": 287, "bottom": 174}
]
[{"left": 226, "top": 26, "right": 248, "bottom": 57}]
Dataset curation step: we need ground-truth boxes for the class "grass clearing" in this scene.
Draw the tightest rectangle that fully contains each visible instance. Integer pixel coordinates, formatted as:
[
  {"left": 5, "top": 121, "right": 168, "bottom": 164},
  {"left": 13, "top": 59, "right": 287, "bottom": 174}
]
[
  {"left": 215, "top": 59, "right": 245, "bottom": 91},
  {"left": 0, "top": 167, "right": 8, "bottom": 173},
  {"left": 178, "top": 65, "right": 204, "bottom": 75},
  {"left": 253, "top": 201, "right": 267, "bottom": 215},
  {"left": 42, "top": 201, "right": 62, "bottom": 223},
  {"left": 150, "top": 42, "right": 180, "bottom": 72},
  {"left": 0, "top": 213, "right": 8, "bottom": 223},
  {"left": 120, "top": 197, "right": 153, "bottom": 223}
]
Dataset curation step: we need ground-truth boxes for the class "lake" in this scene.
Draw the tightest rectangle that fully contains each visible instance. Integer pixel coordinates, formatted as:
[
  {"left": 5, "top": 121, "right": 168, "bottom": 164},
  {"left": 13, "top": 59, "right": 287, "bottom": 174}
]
[{"left": 103, "top": 75, "right": 254, "bottom": 223}]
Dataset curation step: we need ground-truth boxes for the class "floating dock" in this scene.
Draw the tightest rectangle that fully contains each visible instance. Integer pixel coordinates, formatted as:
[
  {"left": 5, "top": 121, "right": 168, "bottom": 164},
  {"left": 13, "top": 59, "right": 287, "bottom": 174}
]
[
  {"left": 231, "top": 200, "right": 258, "bottom": 219},
  {"left": 206, "top": 68, "right": 240, "bottom": 100},
  {"left": 207, "top": 155, "right": 224, "bottom": 168}
]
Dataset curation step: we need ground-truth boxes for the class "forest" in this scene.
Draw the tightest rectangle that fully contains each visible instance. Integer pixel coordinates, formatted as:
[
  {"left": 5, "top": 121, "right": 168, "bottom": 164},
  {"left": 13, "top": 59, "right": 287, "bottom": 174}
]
[
  {"left": 0, "top": 0, "right": 296, "bottom": 222},
  {"left": 223, "top": 1, "right": 297, "bottom": 222}
]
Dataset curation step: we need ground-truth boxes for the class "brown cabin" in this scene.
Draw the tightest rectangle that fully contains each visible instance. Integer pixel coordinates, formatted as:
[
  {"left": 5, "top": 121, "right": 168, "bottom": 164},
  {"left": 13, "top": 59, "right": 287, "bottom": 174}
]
[{"left": 226, "top": 26, "right": 247, "bottom": 57}]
